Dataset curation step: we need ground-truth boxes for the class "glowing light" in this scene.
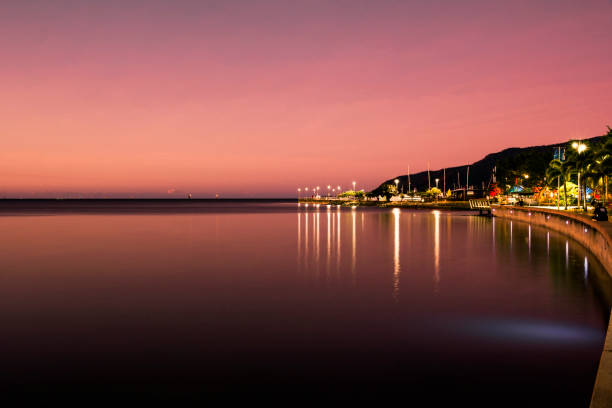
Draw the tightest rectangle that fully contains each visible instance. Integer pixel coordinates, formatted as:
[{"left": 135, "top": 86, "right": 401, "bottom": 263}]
[
  {"left": 393, "top": 207, "right": 400, "bottom": 301},
  {"left": 434, "top": 209, "right": 440, "bottom": 291}
]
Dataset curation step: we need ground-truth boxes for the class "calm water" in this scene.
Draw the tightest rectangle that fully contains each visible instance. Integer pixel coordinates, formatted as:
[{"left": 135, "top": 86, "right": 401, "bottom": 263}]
[{"left": 0, "top": 201, "right": 610, "bottom": 404}]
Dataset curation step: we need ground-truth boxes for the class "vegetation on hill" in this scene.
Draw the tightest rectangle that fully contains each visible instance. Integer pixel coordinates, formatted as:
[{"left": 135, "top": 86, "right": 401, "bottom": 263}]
[{"left": 372, "top": 127, "right": 610, "bottom": 199}]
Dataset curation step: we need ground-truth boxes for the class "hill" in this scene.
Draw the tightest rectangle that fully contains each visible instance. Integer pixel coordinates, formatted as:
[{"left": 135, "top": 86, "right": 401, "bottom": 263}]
[{"left": 371, "top": 135, "right": 606, "bottom": 195}]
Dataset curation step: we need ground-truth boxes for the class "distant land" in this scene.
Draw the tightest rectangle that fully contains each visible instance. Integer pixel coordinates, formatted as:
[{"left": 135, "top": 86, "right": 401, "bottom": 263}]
[{"left": 372, "top": 134, "right": 606, "bottom": 195}]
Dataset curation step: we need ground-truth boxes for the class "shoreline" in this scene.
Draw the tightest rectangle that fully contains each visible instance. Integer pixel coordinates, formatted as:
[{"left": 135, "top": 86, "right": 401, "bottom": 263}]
[{"left": 298, "top": 198, "right": 474, "bottom": 211}]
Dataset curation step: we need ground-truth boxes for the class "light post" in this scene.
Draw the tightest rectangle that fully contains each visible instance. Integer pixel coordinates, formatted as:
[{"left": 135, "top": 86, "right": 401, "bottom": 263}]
[
  {"left": 298, "top": 188, "right": 301, "bottom": 199},
  {"left": 316, "top": 186, "right": 320, "bottom": 199},
  {"left": 435, "top": 178, "right": 439, "bottom": 188},
  {"left": 572, "top": 142, "right": 588, "bottom": 210},
  {"left": 352, "top": 181, "right": 356, "bottom": 192},
  {"left": 394, "top": 178, "right": 399, "bottom": 196},
  {"left": 327, "top": 185, "right": 331, "bottom": 198}
]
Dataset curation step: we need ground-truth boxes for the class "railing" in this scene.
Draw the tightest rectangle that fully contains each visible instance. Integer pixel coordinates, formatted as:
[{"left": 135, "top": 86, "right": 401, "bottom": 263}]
[{"left": 469, "top": 199, "right": 491, "bottom": 209}]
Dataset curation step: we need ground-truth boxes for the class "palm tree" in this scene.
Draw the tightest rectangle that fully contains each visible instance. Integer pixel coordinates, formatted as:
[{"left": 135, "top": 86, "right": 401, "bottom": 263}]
[
  {"left": 546, "top": 159, "right": 573, "bottom": 210},
  {"left": 593, "top": 130, "right": 612, "bottom": 205},
  {"left": 566, "top": 141, "right": 594, "bottom": 211}
]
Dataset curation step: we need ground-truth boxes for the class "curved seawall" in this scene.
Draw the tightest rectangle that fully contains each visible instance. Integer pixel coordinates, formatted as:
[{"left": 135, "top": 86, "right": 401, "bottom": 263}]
[
  {"left": 492, "top": 206, "right": 612, "bottom": 407},
  {"left": 492, "top": 206, "right": 612, "bottom": 277}
]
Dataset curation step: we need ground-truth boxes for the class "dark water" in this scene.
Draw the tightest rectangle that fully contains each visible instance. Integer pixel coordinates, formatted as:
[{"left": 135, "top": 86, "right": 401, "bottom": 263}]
[{"left": 0, "top": 201, "right": 610, "bottom": 404}]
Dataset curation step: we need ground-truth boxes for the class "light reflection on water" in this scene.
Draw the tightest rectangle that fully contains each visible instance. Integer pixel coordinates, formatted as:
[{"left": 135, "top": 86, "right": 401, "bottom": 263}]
[{"left": 0, "top": 203, "right": 610, "bottom": 403}]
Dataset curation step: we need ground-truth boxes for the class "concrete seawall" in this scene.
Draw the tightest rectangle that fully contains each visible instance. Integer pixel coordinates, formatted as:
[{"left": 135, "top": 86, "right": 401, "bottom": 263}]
[
  {"left": 492, "top": 206, "right": 612, "bottom": 407},
  {"left": 492, "top": 206, "right": 612, "bottom": 277}
]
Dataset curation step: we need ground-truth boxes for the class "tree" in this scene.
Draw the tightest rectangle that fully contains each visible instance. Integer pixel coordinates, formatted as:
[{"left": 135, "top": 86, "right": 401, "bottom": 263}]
[
  {"left": 566, "top": 140, "right": 595, "bottom": 210},
  {"left": 592, "top": 128, "right": 612, "bottom": 205},
  {"left": 425, "top": 187, "right": 442, "bottom": 200},
  {"left": 546, "top": 159, "right": 573, "bottom": 210},
  {"left": 338, "top": 190, "right": 366, "bottom": 199},
  {"left": 380, "top": 184, "right": 398, "bottom": 200}
]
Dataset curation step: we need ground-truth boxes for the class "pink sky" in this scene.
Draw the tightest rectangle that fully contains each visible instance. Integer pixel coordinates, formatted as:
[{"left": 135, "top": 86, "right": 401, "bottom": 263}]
[{"left": 1, "top": 0, "right": 611, "bottom": 197}]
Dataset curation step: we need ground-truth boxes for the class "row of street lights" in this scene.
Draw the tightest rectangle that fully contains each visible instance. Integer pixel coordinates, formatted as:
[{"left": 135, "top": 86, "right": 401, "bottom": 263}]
[{"left": 297, "top": 181, "right": 357, "bottom": 199}]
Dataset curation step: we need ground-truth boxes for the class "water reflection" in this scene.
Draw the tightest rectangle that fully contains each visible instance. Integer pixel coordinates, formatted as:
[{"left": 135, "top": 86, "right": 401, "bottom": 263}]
[
  {"left": 336, "top": 207, "right": 341, "bottom": 274},
  {"left": 1, "top": 204, "right": 610, "bottom": 402},
  {"left": 296, "top": 206, "right": 609, "bottom": 311},
  {"left": 528, "top": 225, "right": 532, "bottom": 257},
  {"left": 304, "top": 212, "right": 308, "bottom": 256},
  {"left": 492, "top": 216, "right": 496, "bottom": 254},
  {"left": 433, "top": 210, "right": 440, "bottom": 291},
  {"left": 393, "top": 208, "right": 400, "bottom": 301},
  {"left": 327, "top": 210, "right": 331, "bottom": 279},
  {"left": 316, "top": 211, "right": 320, "bottom": 266},
  {"left": 352, "top": 210, "right": 356, "bottom": 283}
]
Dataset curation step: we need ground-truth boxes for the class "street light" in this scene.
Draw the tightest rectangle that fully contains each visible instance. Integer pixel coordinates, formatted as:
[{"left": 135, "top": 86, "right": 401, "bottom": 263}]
[
  {"left": 435, "top": 178, "right": 439, "bottom": 188},
  {"left": 572, "top": 142, "right": 587, "bottom": 153},
  {"left": 327, "top": 185, "right": 331, "bottom": 198},
  {"left": 297, "top": 188, "right": 301, "bottom": 199},
  {"left": 352, "top": 181, "right": 356, "bottom": 191},
  {"left": 394, "top": 178, "right": 399, "bottom": 193},
  {"left": 572, "top": 142, "right": 588, "bottom": 209}
]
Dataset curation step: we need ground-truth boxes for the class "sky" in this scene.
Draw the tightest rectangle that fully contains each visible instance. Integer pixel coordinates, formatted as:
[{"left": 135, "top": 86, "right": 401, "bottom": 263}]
[{"left": 1, "top": 0, "right": 612, "bottom": 198}]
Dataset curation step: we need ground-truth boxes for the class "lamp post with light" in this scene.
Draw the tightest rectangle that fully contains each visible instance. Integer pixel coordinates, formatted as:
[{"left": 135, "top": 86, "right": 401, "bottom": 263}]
[
  {"left": 572, "top": 141, "right": 588, "bottom": 210},
  {"left": 298, "top": 188, "right": 301, "bottom": 199}
]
